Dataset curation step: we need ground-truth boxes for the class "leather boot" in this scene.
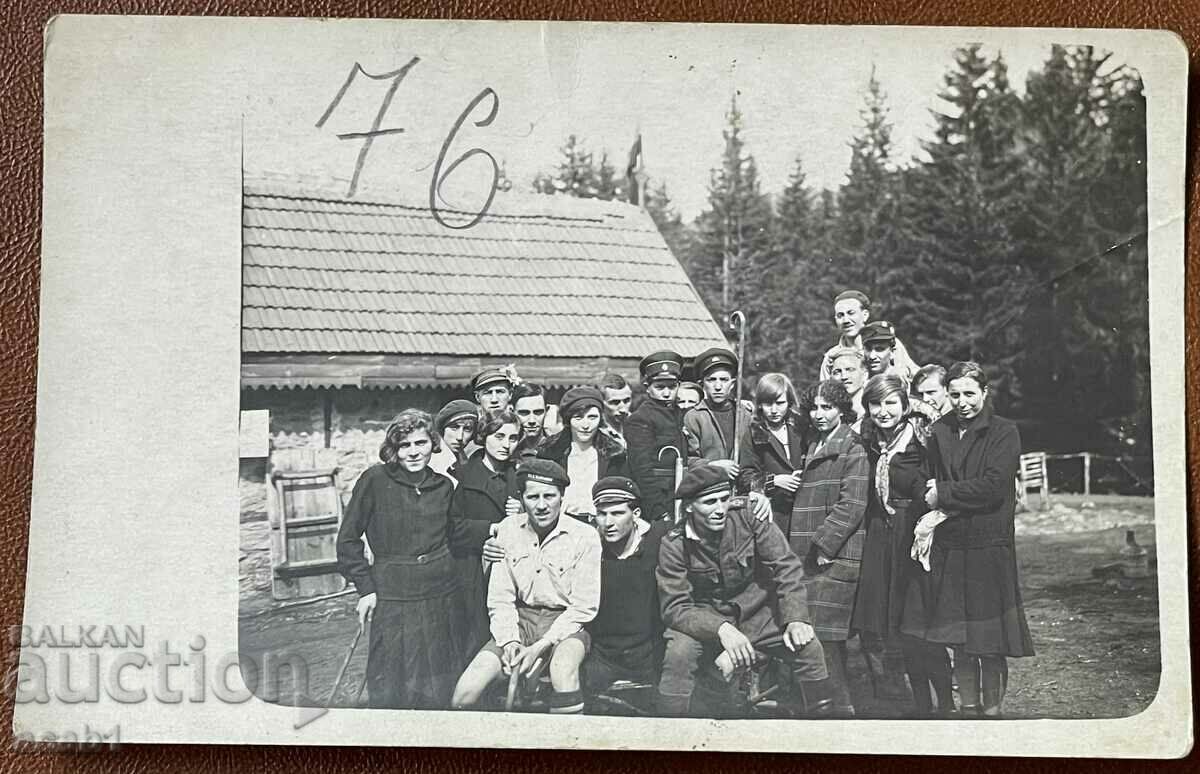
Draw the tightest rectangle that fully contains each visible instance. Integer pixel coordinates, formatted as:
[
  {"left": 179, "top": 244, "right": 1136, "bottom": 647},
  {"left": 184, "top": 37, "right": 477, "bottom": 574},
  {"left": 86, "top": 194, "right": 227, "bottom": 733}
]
[
  {"left": 953, "top": 650, "right": 982, "bottom": 717},
  {"left": 796, "top": 677, "right": 836, "bottom": 718},
  {"left": 980, "top": 656, "right": 1008, "bottom": 717}
]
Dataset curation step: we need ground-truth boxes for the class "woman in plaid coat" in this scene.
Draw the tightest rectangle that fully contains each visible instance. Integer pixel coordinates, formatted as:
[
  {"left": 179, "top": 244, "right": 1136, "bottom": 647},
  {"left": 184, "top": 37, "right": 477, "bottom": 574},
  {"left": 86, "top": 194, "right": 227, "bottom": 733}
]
[{"left": 786, "top": 379, "right": 869, "bottom": 716}]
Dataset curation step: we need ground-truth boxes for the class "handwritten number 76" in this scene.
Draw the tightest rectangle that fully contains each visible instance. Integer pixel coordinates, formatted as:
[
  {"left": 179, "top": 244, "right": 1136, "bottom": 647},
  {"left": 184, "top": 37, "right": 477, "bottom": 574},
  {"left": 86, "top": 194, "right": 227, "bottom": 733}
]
[{"left": 315, "top": 58, "right": 500, "bottom": 229}]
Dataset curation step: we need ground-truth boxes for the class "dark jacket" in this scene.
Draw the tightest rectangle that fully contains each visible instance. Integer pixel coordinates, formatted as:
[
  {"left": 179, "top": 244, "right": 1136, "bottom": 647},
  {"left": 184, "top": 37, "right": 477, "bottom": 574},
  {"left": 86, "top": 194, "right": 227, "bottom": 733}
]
[
  {"left": 656, "top": 504, "right": 810, "bottom": 645},
  {"left": 535, "top": 428, "right": 630, "bottom": 480},
  {"left": 336, "top": 464, "right": 459, "bottom": 601},
  {"left": 787, "top": 422, "right": 869, "bottom": 563},
  {"left": 684, "top": 400, "right": 754, "bottom": 463},
  {"left": 925, "top": 404, "right": 1021, "bottom": 549},
  {"left": 447, "top": 449, "right": 519, "bottom": 556},
  {"left": 737, "top": 415, "right": 807, "bottom": 513},
  {"left": 625, "top": 399, "right": 688, "bottom": 521}
]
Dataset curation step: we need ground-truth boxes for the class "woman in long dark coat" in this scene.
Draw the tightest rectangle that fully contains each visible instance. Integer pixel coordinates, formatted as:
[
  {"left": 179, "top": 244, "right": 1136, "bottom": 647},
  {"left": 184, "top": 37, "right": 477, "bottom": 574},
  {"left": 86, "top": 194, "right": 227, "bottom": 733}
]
[
  {"left": 900, "top": 361, "right": 1035, "bottom": 717},
  {"left": 335, "top": 409, "right": 470, "bottom": 709},
  {"left": 737, "top": 372, "right": 807, "bottom": 524},
  {"left": 852, "top": 374, "right": 953, "bottom": 716},
  {"left": 448, "top": 409, "right": 522, "bottom": 655},
  {"left": 786, "top": 379, "right": 868, "bottom": 716}
]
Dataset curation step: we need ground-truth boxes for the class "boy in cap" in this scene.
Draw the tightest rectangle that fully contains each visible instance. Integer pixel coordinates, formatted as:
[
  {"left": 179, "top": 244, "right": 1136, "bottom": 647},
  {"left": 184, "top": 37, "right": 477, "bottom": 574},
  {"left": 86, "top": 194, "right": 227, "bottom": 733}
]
[
  {"left": 451, "top": 459, "right": 601, "bottom": 714},
  {"left": 819, "top": 290, "right": 918, "bottom": 382},
  {"left": 429, "top": 399, "right": 479, "bottom": 479},
  {"left": 470, "top": 366, "right": 516, "bottom": 414},
  {"left": 684, "top": 347, "right": 753, "bottom": 478},
  {"left": 655, "top": 463, "right": 834, "bottom": 717},
  {"left": 582, "top": 476, "right": 670, "bottom": 699},
  {"left": 624, "top": 350, "right": 690, "bottom": 523}
]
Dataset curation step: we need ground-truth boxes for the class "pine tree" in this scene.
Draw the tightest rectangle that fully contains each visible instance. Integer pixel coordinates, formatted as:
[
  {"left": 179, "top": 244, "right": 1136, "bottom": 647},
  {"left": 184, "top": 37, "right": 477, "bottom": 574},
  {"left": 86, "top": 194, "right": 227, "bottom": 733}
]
[
  {"left": 644, "top": 180, "right": 692, "bottom": 264},
  {"left": 531, "top": 134, "right": 601, "bottom": 197},
  {"left": 687, "top": 96, "right": 775, "bottom": 361},
  {"left": 774, "top": 157, "right": 829, "bottom": 382}
]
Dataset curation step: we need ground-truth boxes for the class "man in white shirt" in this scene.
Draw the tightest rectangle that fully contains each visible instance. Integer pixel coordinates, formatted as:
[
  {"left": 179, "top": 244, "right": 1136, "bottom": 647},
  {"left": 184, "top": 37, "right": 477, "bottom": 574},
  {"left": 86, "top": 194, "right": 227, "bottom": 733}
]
[{"left": 451, "top": 459, "right": 602, "bottom": 714}]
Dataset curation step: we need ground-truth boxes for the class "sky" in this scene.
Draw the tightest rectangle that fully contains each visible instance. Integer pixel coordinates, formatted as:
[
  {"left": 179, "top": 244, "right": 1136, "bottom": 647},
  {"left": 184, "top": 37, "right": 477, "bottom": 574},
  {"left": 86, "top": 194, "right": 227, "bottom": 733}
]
[{"left": 243, "top": 22, "right": 1138, "bottom": 221}]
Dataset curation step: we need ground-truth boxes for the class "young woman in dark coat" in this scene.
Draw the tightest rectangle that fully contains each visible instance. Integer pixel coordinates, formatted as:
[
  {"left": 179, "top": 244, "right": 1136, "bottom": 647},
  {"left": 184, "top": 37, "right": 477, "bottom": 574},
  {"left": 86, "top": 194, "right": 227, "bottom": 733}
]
[
  {"left": 335, "top": 409, "right": 470, "bottom": 709},
  {"left": 852, "top": 374, "right": 953, "bottom": 717},
  {"left": 448, "top": 409, "right": 522, "bottom": 655},
  {"left": 535, "top": 386, "right": 630, "bottom": 523},
  {"left": 900, "top": 361, "right": 1035, "bottom": 717},
  {"left": 737, "top": 372, "right": 807, "bottom": 520}
]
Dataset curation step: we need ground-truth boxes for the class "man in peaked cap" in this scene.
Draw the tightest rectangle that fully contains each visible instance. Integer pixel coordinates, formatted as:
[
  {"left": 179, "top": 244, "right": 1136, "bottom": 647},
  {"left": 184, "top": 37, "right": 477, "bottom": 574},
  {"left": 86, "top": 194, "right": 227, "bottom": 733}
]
[
  {"left": 581, "top": 476, "right": 671, "bottom": 703},
  {"left": 683, "top": 347, "right": 753, "bottom": 478},
  {"left": 654, "top": 463, "right": 835, "bottom": 717},
  {"left": 818, "top": 289, "right": 919, "bottom": 382},
  {"left": 452, "top": 459, "right": 601, "bottom": 715},
  {"left": 861, "top": 320, "right": 904, "bottom": 379},
  {"left": 623, "top": 350, "right": 689, "bottom": 524},
  {"left": 470, "top": 366, "right": 516, "bottom": 414}
]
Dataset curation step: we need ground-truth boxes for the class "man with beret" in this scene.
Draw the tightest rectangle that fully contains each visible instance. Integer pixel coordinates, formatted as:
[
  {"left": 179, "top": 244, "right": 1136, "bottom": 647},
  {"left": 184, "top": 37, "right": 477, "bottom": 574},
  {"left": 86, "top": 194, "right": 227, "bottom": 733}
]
[
  {"left": 429, "top": 399, "right": 480, "bottom": 479},
  {"left": 819, "top": 290, "right": 919, "bottom": 382},
  {"left": 470, "top": 366, "right": 516, "bottom": 414},
  {"left": 684, "top": 347, "right": 753, "bottom": 478},
  {"left": 655, "top": 463, "right": 835, "bottom": 717},
  {"left": 451, "top": 459, "right": 602, "bottom": 714},
  {"left": 581, "top": 476, "right": 670, "bottom": 701},
  {"left": 624, "top": 350, "right": 690, "bottom": 523}
]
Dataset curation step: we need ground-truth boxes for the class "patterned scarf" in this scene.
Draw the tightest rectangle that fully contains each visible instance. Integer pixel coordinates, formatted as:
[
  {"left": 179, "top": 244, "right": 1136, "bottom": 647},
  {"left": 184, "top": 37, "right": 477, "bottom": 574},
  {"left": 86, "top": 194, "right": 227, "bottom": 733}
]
[{"left": 874, "top": 420, "right": 915, "bottom": 516}]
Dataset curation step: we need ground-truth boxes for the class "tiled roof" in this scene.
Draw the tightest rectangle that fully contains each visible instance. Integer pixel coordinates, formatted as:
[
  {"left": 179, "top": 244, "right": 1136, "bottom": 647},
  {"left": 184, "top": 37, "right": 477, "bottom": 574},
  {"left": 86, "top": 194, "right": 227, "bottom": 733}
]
[{"left": 243, "top": 180, "right": 726, "bottom": 358}]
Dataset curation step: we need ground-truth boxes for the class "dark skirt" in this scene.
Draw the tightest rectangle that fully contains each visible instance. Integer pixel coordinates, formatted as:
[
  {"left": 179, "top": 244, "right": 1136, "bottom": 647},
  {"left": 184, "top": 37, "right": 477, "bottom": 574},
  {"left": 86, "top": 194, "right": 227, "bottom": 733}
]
[
  {"left": 851, "top": 499, "right": 916, "bottom": 640},
  {"left": 366, "top": 584, "right": 471, "bottom": 709},
  {"left": 456, "top": 554, "right": 492, "bottom": 655},
  {"left": 899, "top": 542, "right": 1035, "bottom": 658}
]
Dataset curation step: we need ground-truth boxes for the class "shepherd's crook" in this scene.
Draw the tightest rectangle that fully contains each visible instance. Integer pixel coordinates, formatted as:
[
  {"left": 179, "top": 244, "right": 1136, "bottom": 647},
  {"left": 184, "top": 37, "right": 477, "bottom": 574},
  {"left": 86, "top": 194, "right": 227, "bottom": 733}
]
[
  {"left": 659, "top": 445, "right": 684, "bottom": 524},
  {"left": 729, "top": 310, "right": 748, "bottom": 463}
]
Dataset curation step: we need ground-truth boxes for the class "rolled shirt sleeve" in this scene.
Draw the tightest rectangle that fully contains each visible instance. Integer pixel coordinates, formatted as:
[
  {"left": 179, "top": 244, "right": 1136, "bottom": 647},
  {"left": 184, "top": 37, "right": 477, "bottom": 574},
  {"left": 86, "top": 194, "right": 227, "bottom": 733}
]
[{"left": 486, "top": 548, "right": 521, "bottom": 647}]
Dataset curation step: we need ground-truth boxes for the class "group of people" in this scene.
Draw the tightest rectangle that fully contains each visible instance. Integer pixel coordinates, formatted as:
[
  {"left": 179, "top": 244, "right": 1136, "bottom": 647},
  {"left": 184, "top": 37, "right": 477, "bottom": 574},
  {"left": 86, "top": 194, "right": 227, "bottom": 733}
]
[{"left": 335, "top": 288, "right": 1034, "bottom": 718}]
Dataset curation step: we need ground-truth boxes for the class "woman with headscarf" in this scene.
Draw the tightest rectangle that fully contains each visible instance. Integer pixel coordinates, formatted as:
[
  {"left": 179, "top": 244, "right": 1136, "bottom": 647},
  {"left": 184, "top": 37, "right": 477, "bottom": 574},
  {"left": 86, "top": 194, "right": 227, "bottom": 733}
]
[
  {"left": 900, "top": 361, "right": 1034, "bottom": 718},
  {"left": 335, "top": 409, "right": 470, "bottom": 708}
]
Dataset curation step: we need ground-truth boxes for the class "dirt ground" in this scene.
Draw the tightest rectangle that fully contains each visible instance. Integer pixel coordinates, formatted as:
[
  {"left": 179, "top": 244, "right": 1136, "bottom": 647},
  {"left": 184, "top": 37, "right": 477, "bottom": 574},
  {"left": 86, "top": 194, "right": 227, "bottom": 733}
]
[{"left": 238, "top": 493, "right": 1159, "bottom": 719}]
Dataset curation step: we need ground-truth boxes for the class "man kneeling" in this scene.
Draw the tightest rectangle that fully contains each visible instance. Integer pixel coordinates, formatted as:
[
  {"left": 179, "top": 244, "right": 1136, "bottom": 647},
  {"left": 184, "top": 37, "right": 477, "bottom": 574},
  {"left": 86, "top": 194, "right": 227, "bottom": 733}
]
[
  {"left": 451, "top": 459, "right": 601, "bottom": 714},
  {"left": 656, "top": 463, "right": 835, "bottom": 717}
]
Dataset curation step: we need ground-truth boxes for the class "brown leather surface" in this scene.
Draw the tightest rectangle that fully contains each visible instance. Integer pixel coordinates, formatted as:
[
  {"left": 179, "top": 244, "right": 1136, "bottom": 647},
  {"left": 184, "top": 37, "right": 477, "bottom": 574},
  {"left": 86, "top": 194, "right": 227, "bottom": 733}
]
[{"left": 1, "top": 0, "right": 1196, "bottom": 770}]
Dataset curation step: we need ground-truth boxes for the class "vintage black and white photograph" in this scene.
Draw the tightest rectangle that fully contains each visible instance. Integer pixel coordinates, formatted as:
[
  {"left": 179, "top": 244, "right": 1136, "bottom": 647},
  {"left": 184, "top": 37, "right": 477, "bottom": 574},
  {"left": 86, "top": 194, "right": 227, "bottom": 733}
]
[
  {"left": 18, "top": 16, "right": 1188, "bottom": 756},
  {"left": 236, "top": 23, "right": 1162, "bottom": 723}
]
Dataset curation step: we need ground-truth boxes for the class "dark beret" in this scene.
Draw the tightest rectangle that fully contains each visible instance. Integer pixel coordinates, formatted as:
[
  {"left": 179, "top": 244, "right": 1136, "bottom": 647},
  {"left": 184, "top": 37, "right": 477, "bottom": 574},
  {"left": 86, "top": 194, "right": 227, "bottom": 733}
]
[
  {"left": 675, "top": 462, "right": 734, "bottom": 501},
  {"left": 434, "top": 400, "right": 479, "bottom": 434},
  {"left": 592, "top": 476, "right": 641, "bottom": 505},
  {"left": 517, "top": 458, "right": 570, "bottom": 491},
  {"left": 559, "top": 385, "right": 605, "bottom": 419}
]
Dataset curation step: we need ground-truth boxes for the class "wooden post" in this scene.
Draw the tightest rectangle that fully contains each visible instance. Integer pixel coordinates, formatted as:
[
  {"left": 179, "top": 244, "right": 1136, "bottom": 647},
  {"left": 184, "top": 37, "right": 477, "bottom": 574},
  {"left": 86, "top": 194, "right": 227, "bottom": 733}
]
[{"left": 1083, "top": 452, "right": 1091, "bottom": 496}]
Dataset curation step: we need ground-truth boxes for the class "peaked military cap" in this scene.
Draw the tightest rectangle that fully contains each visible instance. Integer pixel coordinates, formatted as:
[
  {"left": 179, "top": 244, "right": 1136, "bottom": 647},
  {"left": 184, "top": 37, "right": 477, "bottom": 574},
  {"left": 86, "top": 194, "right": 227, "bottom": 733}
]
[
  {"left": 592, "top": 476, "right": 641, "bottom": 505},
  {"left": 861, "top": 320, "right": 897, "bottom": 345},
  {"left": 516, "top": 458, "right": 571, "bottom": 491},
  {"left": 470, "top": 367, "right": 514, "bottom": 393},
  {"left": 675, "top": 462, "right": 734, "bottom": 501},
  {"left": 693, "top": 347, "right": 738, "bottom": 378},
  {"left": 639, "top": 350, "right": 684, "bottom": 381}
]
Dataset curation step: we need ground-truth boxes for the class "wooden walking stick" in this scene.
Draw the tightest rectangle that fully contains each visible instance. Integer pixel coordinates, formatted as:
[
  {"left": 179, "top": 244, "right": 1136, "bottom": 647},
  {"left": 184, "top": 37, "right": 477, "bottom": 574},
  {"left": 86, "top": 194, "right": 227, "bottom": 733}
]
[
  {"left": 659, "top": 445, "right": 683, "bottom": 524},
  {"left": 729, "top": 310, "right": 749, "bottom": 463}
]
